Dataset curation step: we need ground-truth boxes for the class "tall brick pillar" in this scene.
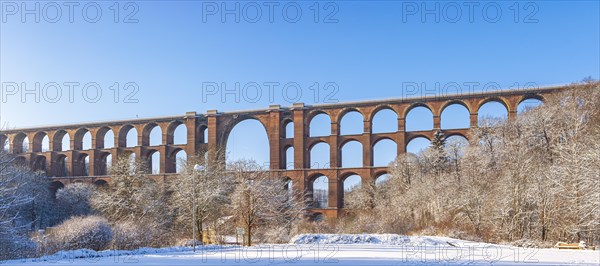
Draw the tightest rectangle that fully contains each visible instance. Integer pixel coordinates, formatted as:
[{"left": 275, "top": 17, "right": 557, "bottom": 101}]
[
  {"left": 470, "top": 113, "right": 478, "bottom": 128},
  {"left": 267, "top": 105, "right": 282, "bottom": 170},
  {"left": 292, "top": 103, "right": 306, "bottom": 169},
  {"left": 330, "top": 119, "right": 339, "bottom": 168},
  {"left": 206, "top": 110, "right": 220, "bottom": 162},
  {"left": 184, "top": 112, "right": 197, "bottom": 155},
  {"left": 363, "top": 119, "right": 372, "bottom": 167}
]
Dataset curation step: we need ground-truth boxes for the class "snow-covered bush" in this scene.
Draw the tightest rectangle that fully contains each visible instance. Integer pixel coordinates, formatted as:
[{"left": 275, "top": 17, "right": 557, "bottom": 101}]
[
  {"left": 43, "top": 216, "right": 112, "bottom": 253},
  {"left": 112, "top": 221, "right": 158, "bottom": 250},
  {"left": 56, "top": 183, "right": 95, "bottom": 218},
  {"left": 0, "top": 233, "right": 37, "bottom": 260}
]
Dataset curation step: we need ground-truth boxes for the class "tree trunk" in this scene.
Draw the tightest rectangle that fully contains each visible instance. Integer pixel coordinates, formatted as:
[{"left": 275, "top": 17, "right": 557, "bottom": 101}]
[{"left": 246, "top": 225, "right": 252, "bottom": 246}]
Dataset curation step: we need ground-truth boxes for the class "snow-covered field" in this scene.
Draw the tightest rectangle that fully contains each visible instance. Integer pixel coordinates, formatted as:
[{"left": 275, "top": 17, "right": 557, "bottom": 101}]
[{"left": 4, "top": 234, "right": 599, "bottom": 265}]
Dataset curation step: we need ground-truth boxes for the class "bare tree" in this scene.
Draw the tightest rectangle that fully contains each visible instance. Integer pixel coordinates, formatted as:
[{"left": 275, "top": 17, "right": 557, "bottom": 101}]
[
  {"left": 229, "top": 159, "right": 305, "bottom": 246},
  {"left": 169, "top": 148, "right": 233, "bottom": 244}
]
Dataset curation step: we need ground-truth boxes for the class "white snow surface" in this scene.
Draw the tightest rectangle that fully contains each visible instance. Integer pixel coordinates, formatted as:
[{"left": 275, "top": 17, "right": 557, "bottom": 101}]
[
  {"left": 290, "top": 233, "right": 453, "bottom": 246},
  {"left": 3, "top": 234, "right": 599, "bottom": 265}
]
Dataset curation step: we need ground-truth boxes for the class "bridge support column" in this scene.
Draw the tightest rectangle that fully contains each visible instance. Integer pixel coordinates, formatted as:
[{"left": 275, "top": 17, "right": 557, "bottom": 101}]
[
  {"left": 433, "top": 115, "right": 441, "bottom": 129},
  {"left": 363, "top": 120, "right": 372, "bottom": 167},
  {"left": 292, "top": 103, "right": 306, "bottom": 169},
  {"left": 268, "top": 105, "right": 282, "bottom": 170},
  {"left": 470, "top": 113, "right": 478, "bottom": 128},
  {"left": 184, "top": 112, "right": 197, "bottom": 155},
  {"left": 330, "top": 121, "right": 339, "bottom": 168}
]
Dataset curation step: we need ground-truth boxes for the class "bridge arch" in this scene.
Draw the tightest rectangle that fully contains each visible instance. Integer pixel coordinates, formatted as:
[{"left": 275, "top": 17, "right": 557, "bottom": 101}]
[
  {"left": 223, "top": 117, "right": 270, "bottom": 167},
  {"left": 338, "top": 109, "right": 364, "bottom": 135},
  {"left": 32, "top": 132, "right": 49, "bottom": 152},
  {"left": 168, "top": 121, "right": 187, "bottom": 145},
  {"left": 404, "top": 103, "right": 434, "bottom": 132},
  {"left": 308, "top": 173, "right": 330, "bottom": 209},
  {"left": 1, "top": 134, "right": 8, "bottom": 152},
  {"left": 142, "top": 123, "right": 162, "bottom": 146},
  {"left": 371, "top": 107, "right": 398, "bottom": 133},
  {"left": 118, "top": 125, "right": 137, "bottom": 147},
  {"left": 12, "top": 133, "right": 28, "bottom": 154},
  {"left": 308, "top": 111, "right": 331, "bottom": 137},
  {"left": 309, "top": 141, "right": 330, "bottom": 169}
]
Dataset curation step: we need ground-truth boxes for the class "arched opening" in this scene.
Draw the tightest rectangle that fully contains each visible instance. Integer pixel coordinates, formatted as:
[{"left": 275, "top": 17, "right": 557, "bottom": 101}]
[
  {"left": 173, "top": 124, "right": 187, "bottom": 145},
  {"left": 22, "top": 136, "right": 30, "bottom": 153},
  {"left": 74, "top": 129, "right": 90, "bottom": 150},
  {"left": 311, "top": 175, "right": 329, "bottom": 208},
  {"left": 375, "top": 173, "right": 390, "bottom": 186},
  {"left": 32, "top": 156, "right": 47, "bottom": 174},
  {"left": 61, "top": 133, "right": 71, "bottom": 151},
  {"left": 1, "top": 135, "right": 9, "bottom": 152},
  {"left": 13, "top": 133, "right": 29, "bottom": 153},
  {"left": 149, "top": 151, "right": 160, "bottom": 174},
  {"left": 309, "top": 113, "right": 331, "bottom": 137},
  {"left": 441, "top": 103, "right": 470, "bottom": 129},
  {"left": 285, "top": 121, "right": 294, "bottom": 138},
  {"left": 49, "top": 181, "right": 65, "bottom": 197},
  {"left": 285, "top": 146, "right": 294, "bottom": 170},
  {"left": 99, "top": 153, "right": 112, "bottom": 176},
  {"left": 478, "top": 100, "right": 508, "bottom": 126},
  {"left": 127, "top": 153, "right": 137, "bottom": 174},
  {"left": 175, "top": 150, "right": 187, "bottom": 173},
  {"left": 518, "top": 98, "right": 543, "bottom": 113},
  {"left": 340, "top": 111, "right": 364, "bottom": 135},
  {"left": 445, "top": 135, "right": 469, "bottom": 161},
  {"left": 284, "top": 177, "right": 293, "bottom": 202},
  {"left": 309, "top": 142, "right": 330, "bottom": 169},
  {"left": 343, "top": 174, "right": 362, "bottom": 207},
  {"left": 406, "top": 137, "right": 431, "bottom": 155},
  {"left": 149, "top": 125, "right": 163, "bottom": 146},
  {"left": 78, "top": 154, "right": 90, "bottom": 176},
  {"left": 372, "top": 108, "right": 397, "bottom": 133},
  {"left": 94, "top": 180, "right": 108, "bottom": 187},
  {"left": 226, "top": 119, "right": 269, "bottom": 168},
  {"left": 82, "top": 131, "right": 92, "bottom": 150},
  {"left": 126, "top": 127, "right": 138, "bottom": 148},
  {"left": 32, "top": 132, "right": 49, "bottom": 152},
  {"left": 341, "top": 140, "right": 362, "bottom": 168},
  {"left": 197, "top": 125, "right": 208, "bottom": 144},
  {"left": 56, "top": 155, "right": 68, "bottom": 177},
  {"left": 373, "top": 139, "right": 397, "bottom": 167},
  {"left": 312, "top": 213, "right": 324, "bottom": 222},
  {"left": 406, "top": 106, "right": 433, "bottom": 132},
  {"left": 41, "top": 135, "right": 50, "bottom": 152},
  {"left": 103, "top": 129, "right": 115, "bottom": 149}
]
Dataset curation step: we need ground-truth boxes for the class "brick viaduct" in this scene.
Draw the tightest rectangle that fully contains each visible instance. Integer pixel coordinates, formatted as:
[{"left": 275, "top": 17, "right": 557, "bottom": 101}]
[{"left": 0, "top": 86, "right": 563, "bottom": 219}]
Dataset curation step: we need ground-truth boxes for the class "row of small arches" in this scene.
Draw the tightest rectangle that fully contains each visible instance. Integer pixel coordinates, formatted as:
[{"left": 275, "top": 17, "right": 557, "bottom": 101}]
[
  {"left": 1, "top": 123, "right": 202, "bottom": 154},
  {"left": 292, "top": 99, "right": 543, "bottom": 138},
  {"left": 310, "top": 173, "right": 390, "bottom": 209},
  {"left": 281, "top": 135, "right": 469, "bottom": 170},
  {"left": 24, "top": 149, "right": 190, "bottom": 177}
]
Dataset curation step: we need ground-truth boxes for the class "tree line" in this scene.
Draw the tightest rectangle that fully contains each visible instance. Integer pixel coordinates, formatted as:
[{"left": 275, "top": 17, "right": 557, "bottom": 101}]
[{"left": 339, "top": 81, "right": 599, "bottom": 246}]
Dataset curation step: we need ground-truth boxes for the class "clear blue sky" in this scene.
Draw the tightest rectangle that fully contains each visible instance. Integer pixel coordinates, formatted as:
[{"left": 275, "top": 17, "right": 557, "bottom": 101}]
[{"left": 1, "top": 0, "right": 599, "bottom": 168}]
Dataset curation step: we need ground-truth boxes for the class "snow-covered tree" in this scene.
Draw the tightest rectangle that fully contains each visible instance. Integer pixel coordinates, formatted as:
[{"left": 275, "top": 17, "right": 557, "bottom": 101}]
[
  {"left": 229, "top": 159, "right": 305, "bottom": 246},
  {"left": 169, "top": 148, "right": 233, "bottom": 244}
]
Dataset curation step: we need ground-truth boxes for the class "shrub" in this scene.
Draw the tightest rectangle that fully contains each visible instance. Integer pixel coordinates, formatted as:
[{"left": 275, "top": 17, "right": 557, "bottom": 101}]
[
  {"left": 43, "top": 216, "right": 112, "bottom": 253},
  {"left": 56, "top": 183, "right": 95, "bottom": 218},
  {"left": 0, "top": 234, "right": 37, "bottom": 260},
  {"left": 111, "top": 221, "right": 157, "bottom": 250}
]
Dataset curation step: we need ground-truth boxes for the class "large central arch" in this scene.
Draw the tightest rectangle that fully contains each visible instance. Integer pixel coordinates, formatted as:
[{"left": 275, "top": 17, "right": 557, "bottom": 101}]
[{"left": 224, "top": 117, "right": 270, "bottom": 168}]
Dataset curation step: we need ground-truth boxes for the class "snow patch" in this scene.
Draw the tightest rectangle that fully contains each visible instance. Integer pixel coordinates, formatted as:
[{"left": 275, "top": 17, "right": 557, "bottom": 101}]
[{"left": 290, "top": 234, "right": 461, "bottom": 246}]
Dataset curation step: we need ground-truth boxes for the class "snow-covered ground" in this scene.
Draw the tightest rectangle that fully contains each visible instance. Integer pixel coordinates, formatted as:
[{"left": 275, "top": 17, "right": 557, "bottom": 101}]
[{"left": 4, "top": 234, "right": 599, "bottom": 265}]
